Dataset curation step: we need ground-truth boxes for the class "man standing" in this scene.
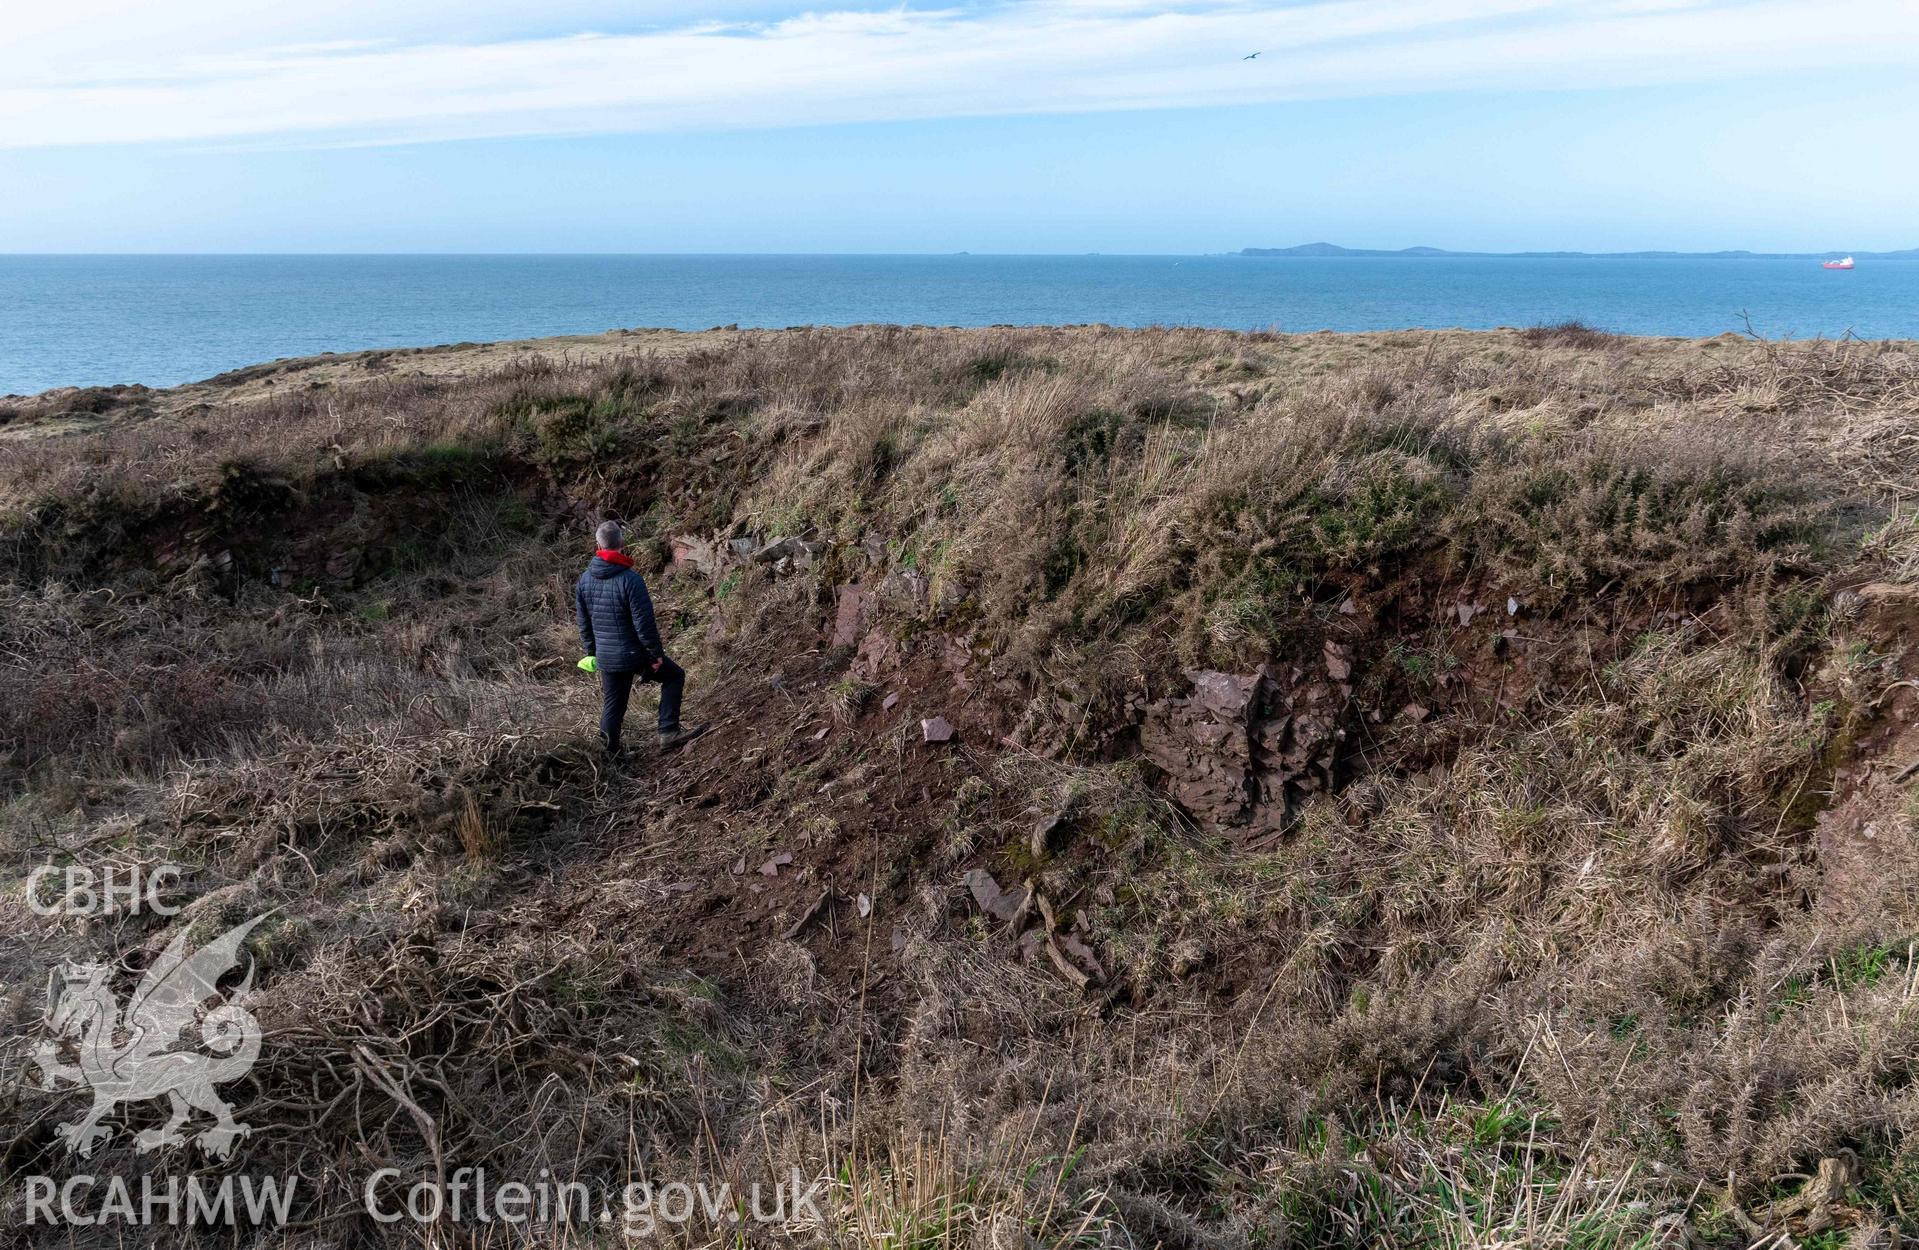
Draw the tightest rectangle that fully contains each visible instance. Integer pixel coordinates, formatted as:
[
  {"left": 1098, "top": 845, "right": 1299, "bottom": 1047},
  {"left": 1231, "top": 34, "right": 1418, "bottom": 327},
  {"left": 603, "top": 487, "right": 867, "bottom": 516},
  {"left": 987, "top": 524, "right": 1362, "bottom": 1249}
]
[{"left": 576, "top": 520, "right": 704, "bottom": 757}]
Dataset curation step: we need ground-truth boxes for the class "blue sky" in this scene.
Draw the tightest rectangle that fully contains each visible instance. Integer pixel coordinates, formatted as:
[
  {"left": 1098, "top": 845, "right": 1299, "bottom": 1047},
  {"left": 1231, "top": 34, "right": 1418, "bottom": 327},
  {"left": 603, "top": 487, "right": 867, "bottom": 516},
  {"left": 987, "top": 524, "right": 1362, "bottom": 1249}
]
[{"left": 3, "top": 0, "right": 1916, "bottom": 253}]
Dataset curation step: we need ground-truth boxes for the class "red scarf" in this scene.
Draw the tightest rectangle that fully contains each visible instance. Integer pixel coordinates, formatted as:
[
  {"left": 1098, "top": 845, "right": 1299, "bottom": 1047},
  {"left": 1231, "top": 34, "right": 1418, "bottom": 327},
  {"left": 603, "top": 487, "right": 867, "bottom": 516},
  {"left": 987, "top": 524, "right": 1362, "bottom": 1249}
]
[{"left": 594, "top": 548, "right": 634, "bottom": 569}]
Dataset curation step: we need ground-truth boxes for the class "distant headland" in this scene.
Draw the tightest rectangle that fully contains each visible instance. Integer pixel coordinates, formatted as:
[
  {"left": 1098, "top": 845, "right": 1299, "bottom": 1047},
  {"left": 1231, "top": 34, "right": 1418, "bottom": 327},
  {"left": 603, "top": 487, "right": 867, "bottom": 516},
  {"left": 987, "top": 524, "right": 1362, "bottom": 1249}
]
[{"left": 1241, "top": 242, "right": 1919, "bottom": 260}]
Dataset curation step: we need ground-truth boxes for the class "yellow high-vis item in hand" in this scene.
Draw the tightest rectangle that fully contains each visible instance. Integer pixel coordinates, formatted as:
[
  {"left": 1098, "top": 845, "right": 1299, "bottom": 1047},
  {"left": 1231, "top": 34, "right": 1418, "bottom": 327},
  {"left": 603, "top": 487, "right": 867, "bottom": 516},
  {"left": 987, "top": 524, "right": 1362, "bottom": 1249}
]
[{"left": 578, "top": 656, "right": 598, "bottom": 673}]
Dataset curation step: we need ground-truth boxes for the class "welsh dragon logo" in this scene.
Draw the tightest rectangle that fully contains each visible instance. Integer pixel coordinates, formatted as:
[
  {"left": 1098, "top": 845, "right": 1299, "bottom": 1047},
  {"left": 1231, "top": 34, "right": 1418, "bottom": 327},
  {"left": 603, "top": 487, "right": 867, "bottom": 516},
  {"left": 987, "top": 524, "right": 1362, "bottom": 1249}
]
[{"left": 32, "top": 914, "right": 266, "bottom": 1160}]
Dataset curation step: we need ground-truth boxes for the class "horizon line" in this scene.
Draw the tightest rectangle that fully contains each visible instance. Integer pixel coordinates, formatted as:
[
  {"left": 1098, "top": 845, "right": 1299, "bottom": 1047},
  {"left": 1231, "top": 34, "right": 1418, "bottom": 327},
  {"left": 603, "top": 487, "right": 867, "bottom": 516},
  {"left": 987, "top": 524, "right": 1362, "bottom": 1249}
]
[{"left": 0, "top": 248, "right": 1908, "bottom": 259}]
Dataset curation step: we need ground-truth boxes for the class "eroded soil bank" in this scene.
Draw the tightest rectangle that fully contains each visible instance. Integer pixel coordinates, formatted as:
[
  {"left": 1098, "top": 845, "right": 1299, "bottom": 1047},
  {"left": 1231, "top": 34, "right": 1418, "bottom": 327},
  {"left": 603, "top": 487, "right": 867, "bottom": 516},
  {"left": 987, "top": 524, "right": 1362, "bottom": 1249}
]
[{"left": 6, "top": 325, "right": 1919, "bottom": 1247}]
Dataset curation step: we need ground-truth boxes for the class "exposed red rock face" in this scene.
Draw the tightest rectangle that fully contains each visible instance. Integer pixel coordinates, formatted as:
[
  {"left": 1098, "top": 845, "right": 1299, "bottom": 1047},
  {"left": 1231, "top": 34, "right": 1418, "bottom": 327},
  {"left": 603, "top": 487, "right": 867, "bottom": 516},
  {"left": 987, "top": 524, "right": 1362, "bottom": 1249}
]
[
  {"left": 831, "top": 583, "right": 871, "bottom": 649},
  {"left": 1140, "top": 666, "right": 1347, "bottom": 838}
]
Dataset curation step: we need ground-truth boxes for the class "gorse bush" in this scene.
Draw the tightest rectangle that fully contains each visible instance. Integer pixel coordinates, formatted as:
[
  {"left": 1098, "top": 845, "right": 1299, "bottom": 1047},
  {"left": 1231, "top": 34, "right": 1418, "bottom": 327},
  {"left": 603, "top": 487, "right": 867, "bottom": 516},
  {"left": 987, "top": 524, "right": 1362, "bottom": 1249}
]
[
  {"left": 1519, "top": 318, "right": 1625, "bottom": 350},
  {"left": 1459, "top": 443, "right": 1823, "bottom": 601}
]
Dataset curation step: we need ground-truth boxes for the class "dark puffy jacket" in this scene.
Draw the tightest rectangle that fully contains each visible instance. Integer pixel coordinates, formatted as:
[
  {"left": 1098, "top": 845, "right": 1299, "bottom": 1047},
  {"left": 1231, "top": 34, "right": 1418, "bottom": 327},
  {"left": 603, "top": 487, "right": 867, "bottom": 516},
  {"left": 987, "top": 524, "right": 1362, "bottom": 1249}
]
[{"left": 575, "top": 556, "right": 664, "bottom": 673}]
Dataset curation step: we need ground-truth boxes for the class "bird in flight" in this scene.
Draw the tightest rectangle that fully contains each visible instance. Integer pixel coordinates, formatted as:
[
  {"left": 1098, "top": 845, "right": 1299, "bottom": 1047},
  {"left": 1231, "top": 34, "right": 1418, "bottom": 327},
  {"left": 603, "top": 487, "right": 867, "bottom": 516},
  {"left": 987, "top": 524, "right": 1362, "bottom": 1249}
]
[{"left": 1243, "top": 51, "right": 1261, "bottom": 59}]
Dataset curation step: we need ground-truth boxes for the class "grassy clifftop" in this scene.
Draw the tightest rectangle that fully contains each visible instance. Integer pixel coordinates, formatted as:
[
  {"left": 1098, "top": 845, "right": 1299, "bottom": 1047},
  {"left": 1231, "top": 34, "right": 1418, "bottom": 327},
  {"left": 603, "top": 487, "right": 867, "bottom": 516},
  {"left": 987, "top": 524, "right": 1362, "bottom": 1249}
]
[{"left": 5, "top": 325, "right": 1919, "bottom": 1246}]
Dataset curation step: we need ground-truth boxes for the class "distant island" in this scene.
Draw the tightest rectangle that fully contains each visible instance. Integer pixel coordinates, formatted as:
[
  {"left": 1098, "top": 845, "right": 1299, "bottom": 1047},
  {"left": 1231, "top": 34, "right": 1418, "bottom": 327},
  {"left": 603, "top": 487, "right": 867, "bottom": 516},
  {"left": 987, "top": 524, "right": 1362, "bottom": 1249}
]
[{"left": 1241, "top": 242, "right": 1919, "bottom": 260}]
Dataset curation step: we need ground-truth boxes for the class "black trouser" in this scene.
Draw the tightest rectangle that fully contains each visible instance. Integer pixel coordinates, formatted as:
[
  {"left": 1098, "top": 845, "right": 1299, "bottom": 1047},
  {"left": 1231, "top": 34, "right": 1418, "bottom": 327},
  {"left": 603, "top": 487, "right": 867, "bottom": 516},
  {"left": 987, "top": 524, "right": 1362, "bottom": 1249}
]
[{"left": 598, "top": 658, "right": 685, "bottom": 751}]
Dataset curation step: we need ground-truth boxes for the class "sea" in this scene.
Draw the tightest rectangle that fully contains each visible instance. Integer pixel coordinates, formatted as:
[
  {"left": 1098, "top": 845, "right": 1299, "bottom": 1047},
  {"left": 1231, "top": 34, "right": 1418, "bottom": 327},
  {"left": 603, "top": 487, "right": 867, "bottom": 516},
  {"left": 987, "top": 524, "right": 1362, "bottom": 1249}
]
[{"left": 2, "top": 253, "right": 1914, "bottom": 396}]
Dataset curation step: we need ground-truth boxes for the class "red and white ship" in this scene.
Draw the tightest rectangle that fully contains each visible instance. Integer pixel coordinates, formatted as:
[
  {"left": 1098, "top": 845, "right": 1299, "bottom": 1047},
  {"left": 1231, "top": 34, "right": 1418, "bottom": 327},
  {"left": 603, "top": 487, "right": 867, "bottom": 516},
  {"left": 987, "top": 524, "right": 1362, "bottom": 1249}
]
[{"left": 1823, "top": 256, "right": 1855, "bottom": 270}]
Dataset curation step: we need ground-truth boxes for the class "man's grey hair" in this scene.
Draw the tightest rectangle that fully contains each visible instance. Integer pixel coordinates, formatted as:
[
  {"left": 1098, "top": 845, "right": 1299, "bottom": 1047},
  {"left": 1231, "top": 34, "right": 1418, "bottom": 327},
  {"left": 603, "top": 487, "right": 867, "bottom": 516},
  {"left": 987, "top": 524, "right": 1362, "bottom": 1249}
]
[{"left": 595, "top": 520, "right": 624, "bottom": 550}]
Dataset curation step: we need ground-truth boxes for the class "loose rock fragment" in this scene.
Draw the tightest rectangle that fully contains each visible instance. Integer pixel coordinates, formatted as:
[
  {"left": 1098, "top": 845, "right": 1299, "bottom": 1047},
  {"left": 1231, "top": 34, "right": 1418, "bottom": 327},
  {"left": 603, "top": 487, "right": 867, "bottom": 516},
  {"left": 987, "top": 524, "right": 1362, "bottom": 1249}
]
[
  {"left": 1060, "top": 933, "right": 1107, "bottom": 982},
  {"left": 964, "top": 868, "right": 1027, "bottom": 922},
  {"left": 752, "top": 534, "right": 810, "bottom": 564},
  {"left": 782, "top": 889, "right": 831, "bottom": 939},
  {"left": 831, "top": 585, "right": 872, "bottom": 648}
]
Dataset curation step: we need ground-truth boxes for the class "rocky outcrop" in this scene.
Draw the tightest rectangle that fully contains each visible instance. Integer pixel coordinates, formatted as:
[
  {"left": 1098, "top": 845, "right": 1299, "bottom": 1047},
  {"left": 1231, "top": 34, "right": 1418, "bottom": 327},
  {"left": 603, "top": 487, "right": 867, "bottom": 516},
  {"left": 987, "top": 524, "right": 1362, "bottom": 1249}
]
[
  {"left": 751, "top": 532, "right": 825, "bottom": 569},
  {"left": 1140, "top": 665, "right": 1348, "bottom": 838},
  {"left": 667, "top": 527, "right": 833, "bottom": 579},
  {"left": 667, "top": 534, "right": 721, "bottom": 575}
]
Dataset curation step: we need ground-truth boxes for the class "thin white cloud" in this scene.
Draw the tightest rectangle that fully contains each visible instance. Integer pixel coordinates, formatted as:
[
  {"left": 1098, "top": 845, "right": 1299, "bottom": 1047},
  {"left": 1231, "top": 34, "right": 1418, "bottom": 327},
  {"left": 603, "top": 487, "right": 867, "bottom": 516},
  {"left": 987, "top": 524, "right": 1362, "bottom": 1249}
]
[{"left": 1, "top": 0, "right": 1914, "bottom": 148}]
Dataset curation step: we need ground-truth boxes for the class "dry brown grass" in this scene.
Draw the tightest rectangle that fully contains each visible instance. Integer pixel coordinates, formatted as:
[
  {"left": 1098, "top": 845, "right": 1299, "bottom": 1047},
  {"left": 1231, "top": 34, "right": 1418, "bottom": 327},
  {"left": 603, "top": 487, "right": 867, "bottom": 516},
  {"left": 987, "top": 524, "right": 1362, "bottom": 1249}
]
[{"left": 4, "top": 325, "right": 1919, "bottom": 1247}]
